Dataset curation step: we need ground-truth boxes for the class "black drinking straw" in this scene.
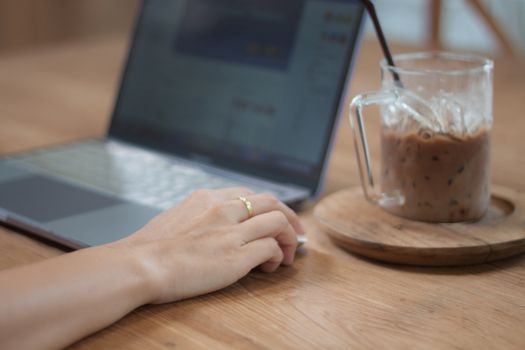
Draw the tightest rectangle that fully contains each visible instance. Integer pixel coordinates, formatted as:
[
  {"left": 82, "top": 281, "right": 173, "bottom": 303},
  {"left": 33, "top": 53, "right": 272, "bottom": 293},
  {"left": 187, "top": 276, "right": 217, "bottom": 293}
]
[{"left": 361, "top": 0, "right": 403, "bottom": 87}]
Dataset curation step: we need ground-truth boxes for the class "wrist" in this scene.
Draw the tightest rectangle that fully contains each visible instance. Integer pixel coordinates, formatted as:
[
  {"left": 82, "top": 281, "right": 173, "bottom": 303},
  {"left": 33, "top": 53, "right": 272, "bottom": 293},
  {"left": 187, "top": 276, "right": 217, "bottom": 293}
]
[{"left": 97, "top": 242, "right": 159, "bottom": 306}]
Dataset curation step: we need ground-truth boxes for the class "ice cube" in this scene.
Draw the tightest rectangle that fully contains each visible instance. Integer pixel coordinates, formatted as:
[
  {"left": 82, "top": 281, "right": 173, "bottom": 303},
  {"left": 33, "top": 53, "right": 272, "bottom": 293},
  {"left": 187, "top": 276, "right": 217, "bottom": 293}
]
[
  {"left": 392, "top": 89, "right": 443, "bottom": 133},
  {"left": 431, "top": 92, "right": 466, "bottom": 135}
]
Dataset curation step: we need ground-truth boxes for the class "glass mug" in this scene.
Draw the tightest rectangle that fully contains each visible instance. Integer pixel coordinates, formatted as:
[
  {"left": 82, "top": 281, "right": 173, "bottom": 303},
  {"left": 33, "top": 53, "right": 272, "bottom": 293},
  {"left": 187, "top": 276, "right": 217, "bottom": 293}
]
[{"left": 349, "top": 52, "right": 493, "bottom": 223}]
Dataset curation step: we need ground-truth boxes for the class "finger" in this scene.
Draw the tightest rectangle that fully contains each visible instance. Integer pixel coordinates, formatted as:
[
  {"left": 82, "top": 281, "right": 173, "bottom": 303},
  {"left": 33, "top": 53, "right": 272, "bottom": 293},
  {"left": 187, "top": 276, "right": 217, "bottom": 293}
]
[
  {"left": 211, "top": 187, "right": 254, "bottom": 201},
  {"left": 228, "top": 193, "right": 305, "bottom": 235},
  {"left": 237, "top": 211, "right": 297, "bottom": 265},
  {"left": 242, "top": 237, "right": 284, "bottom": 273}
]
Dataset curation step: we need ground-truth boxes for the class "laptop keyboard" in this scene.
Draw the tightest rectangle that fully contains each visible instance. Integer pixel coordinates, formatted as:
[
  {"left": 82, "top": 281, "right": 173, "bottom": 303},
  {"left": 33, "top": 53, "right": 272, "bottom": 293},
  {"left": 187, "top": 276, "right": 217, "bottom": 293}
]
[{"left": 11, "top": 141, "right": 271, "bottom": 210}]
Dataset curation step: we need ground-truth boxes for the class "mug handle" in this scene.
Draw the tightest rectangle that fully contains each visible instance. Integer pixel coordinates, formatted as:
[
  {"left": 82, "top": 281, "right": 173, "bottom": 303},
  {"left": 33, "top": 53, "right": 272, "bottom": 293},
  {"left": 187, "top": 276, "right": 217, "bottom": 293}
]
[{"left": 349, "top": 91, "right": 405, "bottom": 207}]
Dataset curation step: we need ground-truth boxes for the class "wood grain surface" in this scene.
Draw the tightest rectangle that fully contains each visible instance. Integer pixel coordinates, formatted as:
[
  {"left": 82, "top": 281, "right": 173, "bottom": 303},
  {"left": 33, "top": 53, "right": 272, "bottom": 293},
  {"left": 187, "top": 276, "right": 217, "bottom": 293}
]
[
  {"left": 0, "top": 35, "right": 524, "bottom": 349},
  {"left": 314, "top": 186, "right": 525, "bottom": 266}
]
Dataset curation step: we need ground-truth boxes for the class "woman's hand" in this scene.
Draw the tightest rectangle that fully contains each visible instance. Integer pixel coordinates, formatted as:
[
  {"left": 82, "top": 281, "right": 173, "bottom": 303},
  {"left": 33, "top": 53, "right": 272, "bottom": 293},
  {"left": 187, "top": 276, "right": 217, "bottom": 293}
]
[
  {"left": 113, "top": 187, "right": 305, "bottom": 304},
  {"left": 0, "top": 187, "right": 304, "bottom": 350}
]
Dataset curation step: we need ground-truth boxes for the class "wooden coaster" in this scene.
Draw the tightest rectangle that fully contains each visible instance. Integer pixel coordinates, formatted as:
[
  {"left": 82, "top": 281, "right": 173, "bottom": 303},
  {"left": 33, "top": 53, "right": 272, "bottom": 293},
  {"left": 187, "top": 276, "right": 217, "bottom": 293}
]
[{"left": 313, "top": 186, "right": 525, "bottom": 266}]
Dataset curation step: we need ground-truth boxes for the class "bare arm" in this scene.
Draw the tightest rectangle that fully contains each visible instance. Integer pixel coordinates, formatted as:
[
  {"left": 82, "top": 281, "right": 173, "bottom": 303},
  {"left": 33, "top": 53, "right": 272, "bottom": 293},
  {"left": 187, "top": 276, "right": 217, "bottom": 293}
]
[
  {"left": 0, "top": 246, "right": 151, "bottom": 350},
  {"left": 0, "top": 188, "right": 304, "bottom": 350}
]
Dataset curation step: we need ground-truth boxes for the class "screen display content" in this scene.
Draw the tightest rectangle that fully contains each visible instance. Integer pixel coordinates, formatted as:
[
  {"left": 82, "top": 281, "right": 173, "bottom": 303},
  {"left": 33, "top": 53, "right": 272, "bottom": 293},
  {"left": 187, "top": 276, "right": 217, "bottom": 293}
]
[{"left": 111, "top": 0, "right": 364, "bottom": 192}]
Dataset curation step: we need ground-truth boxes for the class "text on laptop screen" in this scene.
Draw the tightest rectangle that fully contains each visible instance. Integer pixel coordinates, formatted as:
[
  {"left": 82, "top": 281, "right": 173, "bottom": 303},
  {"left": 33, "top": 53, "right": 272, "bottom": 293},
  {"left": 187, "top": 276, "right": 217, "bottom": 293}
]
[{"left": 111, "top": 0, "right": 363, "bottom": 191}]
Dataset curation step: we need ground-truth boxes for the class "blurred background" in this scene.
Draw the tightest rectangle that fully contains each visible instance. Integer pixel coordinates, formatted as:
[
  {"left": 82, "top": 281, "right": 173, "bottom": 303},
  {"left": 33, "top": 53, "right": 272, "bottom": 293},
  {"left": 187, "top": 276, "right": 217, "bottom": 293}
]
[
  {"left": 370, "top": 0, "right": 525, "bottom": 54},
  {"left": 0, "top": 0, "right": 139, "bottom": 52},
  {"left": 0, "top": 0, "right": 523, "bottom": 55}
]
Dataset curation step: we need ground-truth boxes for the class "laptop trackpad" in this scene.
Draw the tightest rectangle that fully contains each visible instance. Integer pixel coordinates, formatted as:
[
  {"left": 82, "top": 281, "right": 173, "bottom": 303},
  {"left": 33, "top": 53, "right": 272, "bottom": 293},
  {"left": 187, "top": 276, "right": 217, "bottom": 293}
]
[{"left": 0, "top": 175, "right": 122, "bottom": 223}]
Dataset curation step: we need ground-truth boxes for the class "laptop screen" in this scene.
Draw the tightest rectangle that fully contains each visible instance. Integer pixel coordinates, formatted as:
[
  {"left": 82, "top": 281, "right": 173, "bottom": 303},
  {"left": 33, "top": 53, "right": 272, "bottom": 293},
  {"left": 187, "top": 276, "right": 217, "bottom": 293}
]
[{"left": 110, "top": 0, "right": 364, "bottom": 194}]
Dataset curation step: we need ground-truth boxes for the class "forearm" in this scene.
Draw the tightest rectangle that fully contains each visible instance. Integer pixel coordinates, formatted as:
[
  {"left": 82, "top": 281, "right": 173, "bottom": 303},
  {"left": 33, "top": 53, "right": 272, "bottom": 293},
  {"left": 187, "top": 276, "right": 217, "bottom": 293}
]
[
  {"left": 0, "top": 189, "right": 302, "bottom": 349},
  {"left": 0, "top": 245, "right": 153, "bottom": 350}
]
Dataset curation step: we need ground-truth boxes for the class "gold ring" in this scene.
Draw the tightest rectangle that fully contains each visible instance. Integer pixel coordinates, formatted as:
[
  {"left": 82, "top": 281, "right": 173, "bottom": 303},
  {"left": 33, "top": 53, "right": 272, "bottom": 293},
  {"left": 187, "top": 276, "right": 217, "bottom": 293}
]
[{"left": 238, "top": 196, "right": 254, "bottom": 219}]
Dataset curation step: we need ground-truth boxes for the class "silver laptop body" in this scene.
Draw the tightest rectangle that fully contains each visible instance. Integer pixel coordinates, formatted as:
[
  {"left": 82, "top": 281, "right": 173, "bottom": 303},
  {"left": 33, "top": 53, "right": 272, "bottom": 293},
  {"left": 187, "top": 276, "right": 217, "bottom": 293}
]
[{"left": 0, "top": 0, "right": 365, "bottom": 248}]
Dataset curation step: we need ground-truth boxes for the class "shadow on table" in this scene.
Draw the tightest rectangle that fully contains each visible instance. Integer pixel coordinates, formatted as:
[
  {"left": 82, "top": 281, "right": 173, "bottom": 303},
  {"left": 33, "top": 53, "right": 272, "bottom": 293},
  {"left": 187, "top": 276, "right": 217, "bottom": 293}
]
[{"left": 348, "top": 249, "right": 525, "bottom": 276}]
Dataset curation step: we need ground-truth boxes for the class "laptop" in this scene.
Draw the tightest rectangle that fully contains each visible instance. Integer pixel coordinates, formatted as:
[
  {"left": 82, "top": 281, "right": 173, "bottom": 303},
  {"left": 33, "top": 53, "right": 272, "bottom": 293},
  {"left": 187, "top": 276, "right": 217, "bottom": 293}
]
[{"left": 0, "top": 0, "right": 365, "bottom": 249}]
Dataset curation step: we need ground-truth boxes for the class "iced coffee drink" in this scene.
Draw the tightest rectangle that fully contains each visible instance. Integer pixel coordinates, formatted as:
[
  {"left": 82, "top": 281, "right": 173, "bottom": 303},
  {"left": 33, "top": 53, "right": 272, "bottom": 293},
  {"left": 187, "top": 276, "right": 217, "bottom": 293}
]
[
  {"left": 380, "top": 129, "right": 491, "bottom": 222},
  {"left": 350, "top": 52, "right": 494, "bottom": 223}
]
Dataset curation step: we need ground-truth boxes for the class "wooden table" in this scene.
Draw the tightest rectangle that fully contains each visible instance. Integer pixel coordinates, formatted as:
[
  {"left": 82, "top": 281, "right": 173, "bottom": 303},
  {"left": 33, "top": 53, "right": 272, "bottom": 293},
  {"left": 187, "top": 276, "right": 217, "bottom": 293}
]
[{"left": 1, "top": 35, "right": 524, "bottom": 349}]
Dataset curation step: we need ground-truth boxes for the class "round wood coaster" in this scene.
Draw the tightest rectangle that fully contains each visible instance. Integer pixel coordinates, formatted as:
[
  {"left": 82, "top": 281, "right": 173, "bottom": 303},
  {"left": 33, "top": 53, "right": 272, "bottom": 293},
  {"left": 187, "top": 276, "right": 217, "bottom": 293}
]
[{"left": 313, "top": 186, "right": 525, "bottom": 266}]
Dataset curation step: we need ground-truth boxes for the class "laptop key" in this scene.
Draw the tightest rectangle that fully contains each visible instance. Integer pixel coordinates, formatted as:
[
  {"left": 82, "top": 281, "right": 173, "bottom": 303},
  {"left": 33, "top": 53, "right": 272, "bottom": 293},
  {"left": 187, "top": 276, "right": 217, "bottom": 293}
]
[{"left": 12, "top": 142, "right": 261, "bottom": 210}]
